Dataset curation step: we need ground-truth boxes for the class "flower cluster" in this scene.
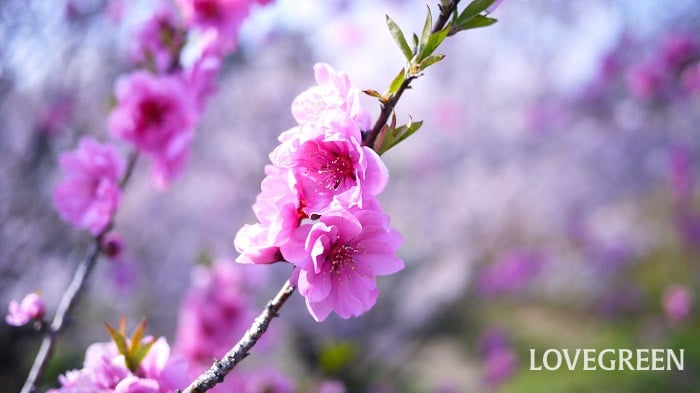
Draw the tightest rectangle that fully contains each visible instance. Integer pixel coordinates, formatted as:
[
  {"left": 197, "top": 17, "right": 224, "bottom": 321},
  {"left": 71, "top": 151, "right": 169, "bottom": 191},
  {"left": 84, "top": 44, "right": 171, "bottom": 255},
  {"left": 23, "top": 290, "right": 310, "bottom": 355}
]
[
  {"left": 235, "top": 63, "right": 404, "bottom": 321},
  {"left": 48, "top": 337, "right": 187, "bottom": 393},
  {"left": 626, "top": 32, "right": 700, "bottom": 99},
  {"left": 52, "top": 1, "right": 271, "bottom": 233}
]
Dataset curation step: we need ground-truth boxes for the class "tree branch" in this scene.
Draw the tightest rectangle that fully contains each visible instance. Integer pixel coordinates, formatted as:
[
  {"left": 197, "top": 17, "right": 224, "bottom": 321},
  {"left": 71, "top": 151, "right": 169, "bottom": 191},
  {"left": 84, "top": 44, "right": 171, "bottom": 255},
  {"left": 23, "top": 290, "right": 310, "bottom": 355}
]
[
  {"left": 20, "top": 150, "right": 139, "bottom": 393},
  {"left": 362, "top": 0, "right": 460, "bottom": 151},
  {"left": 179, "top": 280, "right": 297, "bottom": 393}
]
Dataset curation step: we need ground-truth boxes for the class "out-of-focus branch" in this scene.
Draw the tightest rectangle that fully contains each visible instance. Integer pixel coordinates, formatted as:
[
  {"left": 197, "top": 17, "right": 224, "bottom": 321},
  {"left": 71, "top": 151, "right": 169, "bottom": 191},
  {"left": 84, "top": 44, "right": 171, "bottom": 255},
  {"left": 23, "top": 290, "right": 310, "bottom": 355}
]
[
  {"left": 362, "top": 0, "right": 461, "bottom": 151},
  {"left": 178, "top": 280, "right": 297, "bottom": 393},
  {"left": 20, "top": 151, "right": 139, "bottom": 393}
]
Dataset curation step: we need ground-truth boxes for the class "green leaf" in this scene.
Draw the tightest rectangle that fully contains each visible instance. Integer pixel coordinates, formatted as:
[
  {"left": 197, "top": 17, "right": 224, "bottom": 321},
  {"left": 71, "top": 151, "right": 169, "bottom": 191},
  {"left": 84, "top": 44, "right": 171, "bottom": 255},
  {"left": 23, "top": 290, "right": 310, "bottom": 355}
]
[
  {"left": 419, "top": 25, "right": 450, "bottom": 62},
  {"left": 104, "top": 322, "right": 129, "bottom": 360},
  {"left": 387, "top": 68, "right": 406, "bottom": 96},
  {"left": 129, "top": 319, "right": 147, "bottom": 353},
  {"left": 377, "top": 117, "right": 424, "bottom": 155},
  {"left": 455, "top": 15, "right": 497, "bottom": 31},
  {"left": 131, "top": 338, "right": 156, "bottom": 370},
  {"left": 418, "top": 6, "right": 433, "bottom": 60},
  {"left": 412, "top": 33, "right": 419, "bottom": 52},
  {"left": 394, "top": 118, "right": 424, "bottom": 147},
  {"left": 418, "top": 54, "right": 446, "bottom": 70},
  {"left": 457, "top": 0, "right": 495, "bottom": 25},
  {"left": 386, "top": 15, "right": 413, "bottom": 61}
]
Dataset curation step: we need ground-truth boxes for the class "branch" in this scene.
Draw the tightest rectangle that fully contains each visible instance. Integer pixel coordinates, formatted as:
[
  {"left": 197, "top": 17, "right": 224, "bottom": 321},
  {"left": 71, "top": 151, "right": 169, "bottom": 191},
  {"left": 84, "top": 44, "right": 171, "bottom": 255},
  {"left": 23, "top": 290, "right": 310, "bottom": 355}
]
[
  {"left": 179, "top": 280, "right": 297, "bottom": 393},
  {"left": 20, "top": 151, "right": 139, "bottom": 393},
  {"left": 362, "top": 0, "right": 460, "bottom": 150}
]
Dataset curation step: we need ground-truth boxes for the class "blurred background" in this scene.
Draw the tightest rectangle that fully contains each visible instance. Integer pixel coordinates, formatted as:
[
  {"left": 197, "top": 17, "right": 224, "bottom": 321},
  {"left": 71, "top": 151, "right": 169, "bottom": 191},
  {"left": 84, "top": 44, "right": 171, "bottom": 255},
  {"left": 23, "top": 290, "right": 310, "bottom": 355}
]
[{"left": 2, "top": 0, "right": 700, "bottom": 392}]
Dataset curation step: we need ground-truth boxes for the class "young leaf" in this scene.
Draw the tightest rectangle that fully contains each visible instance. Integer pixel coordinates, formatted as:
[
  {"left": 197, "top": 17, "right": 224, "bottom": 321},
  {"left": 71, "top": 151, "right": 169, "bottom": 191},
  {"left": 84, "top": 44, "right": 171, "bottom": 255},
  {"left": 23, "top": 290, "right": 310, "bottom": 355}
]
[
  {"left": 104, "top": 322, "right": 129, "bottom": 360},
  {"left": 363, "top": 89, "right": 383, "bottom": 99},
  {"left": 374, "top": 125, "right": 391, "bottom": 155},
  {"left": 129, "top": 318, "right": 148, "bottom": 353},
  {"left": 388, "top": 68, "right": 406, "bottom": 96},
  {"left": 456, "top": 0, "right": 495, "bottom": 25},
  {"left": 418, "top": 54, "right": 446, "bottom": 70},
  {"left": 386, "top": 15, "right": 413, "bottom": 61},
  {"left": 418, "top": 6, "right": 433, "bottom": 59},
  {"left": 394, "top": 119, "right": 424, "bottom": 146},
  {"left": 131, "top": 338, "right": 156, "bottom": 369},
  {"left": 455, "top": 15, "right": 497, "bottom": 31},
  {"left": 420, "top": 25, "right": 450, "bottom": 62}
]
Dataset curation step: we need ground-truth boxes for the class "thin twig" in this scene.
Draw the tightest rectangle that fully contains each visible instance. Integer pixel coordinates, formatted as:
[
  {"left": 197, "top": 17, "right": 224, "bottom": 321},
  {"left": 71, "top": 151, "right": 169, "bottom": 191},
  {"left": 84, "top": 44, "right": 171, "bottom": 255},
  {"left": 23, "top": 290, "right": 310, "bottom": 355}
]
[
  {"left": 362, "top": 0, "right": 460, "bottom": 151},
  {"left": 20, "top": 150, "right": 139, "bottom": 393},
  {"left": 178, "top": 280, "right": 297, "bottom": 393}
]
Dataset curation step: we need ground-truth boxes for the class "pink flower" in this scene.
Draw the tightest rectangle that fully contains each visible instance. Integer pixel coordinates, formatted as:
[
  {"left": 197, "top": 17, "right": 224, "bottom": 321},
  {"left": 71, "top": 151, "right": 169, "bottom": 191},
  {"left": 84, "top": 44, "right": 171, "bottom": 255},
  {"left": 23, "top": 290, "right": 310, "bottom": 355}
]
[
  {"left": 114, "top": 376, "right": 159, "bottom": 393},
  {"left": 175, "top": 0, "right": 270, "bottom": 54},
  {"left": 663, "top": 284, "right": 692, "bottom": 323},
  {"left": 280, "top": 205, "right": 404, "bottom": 321},
  {"left": 272, "top": 113, "right": 388, "bottom": 214},
  {"left": 49, "top": 337, "right": 187, "bottom": 393},
  {"left": 130, "top": 9, "right": 186, "bottom": 74},
  {"left": 291, "top": 63, "right": 371, "bottom": 130},
  {"left": 6, "top": 292, "right": 45, "bottom": 326},
  {"left": 234, "top": 166, "right": 304, "bottom": 264},
  {"left": 53, "top": 137, "right": 124, "bottom": 235},
  {"left": 107, "top": 71, "right": 196, "bottom": 189}
]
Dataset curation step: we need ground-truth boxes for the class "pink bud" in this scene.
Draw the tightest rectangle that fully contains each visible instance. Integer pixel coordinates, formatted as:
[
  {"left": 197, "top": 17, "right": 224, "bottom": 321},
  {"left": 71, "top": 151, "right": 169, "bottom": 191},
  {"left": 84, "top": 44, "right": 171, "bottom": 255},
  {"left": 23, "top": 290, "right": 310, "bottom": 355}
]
[{"left": 101, "top": 232, "right": 124, "bottom": 259}]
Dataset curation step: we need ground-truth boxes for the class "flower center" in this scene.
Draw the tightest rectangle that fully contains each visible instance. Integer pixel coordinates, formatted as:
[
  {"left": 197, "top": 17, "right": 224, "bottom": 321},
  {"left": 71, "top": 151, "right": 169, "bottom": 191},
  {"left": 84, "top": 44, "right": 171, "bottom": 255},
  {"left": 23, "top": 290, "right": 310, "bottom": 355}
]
[
  {"left": 316, "top": 152, "right": 355, "bottom": 191},
  {"left": 137, "top": 98, "right": 168, "bottom": 129},
  {"left": 329, "top": 244, "right": 360, "bottom": 273}
]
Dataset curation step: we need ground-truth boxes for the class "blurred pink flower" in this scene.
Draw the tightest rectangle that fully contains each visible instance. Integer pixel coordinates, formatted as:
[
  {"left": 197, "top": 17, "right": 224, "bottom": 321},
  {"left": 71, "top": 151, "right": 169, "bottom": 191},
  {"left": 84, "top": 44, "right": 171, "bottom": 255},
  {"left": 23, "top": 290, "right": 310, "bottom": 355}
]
[
  {"left": 174, "top": 260, "right": 255, "bottom": 363},
  {"left": 478, "top": 329, "right": 517, "bottom": 387},
  {"left": 175, "top": 0, "right": 271, "bottom": 54},
  {"left": 130, "top": 9, "right": 186, "bottom": 74},
  {"left": 476, "top": 250, "right": 543, "bottom": 296},
  {"left": 626, "top": 61, "right": 668, "bottom": 100},
  {"left": 291, "top": 63, "right": 371, "bottom": 130},
  {"left": 663, "top": 284, "right": 692, "bottom": 322},
  {"left": 53, "top": 137, "right": 125, "bottom": 235},
  {"left": 49, "top": 337, "right": 187, "bottom": 393},
  {"left": 281, "top": 206, "right": 404, "bottom": 321},
  {"left": 6, "top": 292, "right": 45, "bottom": 326},
  {"left": 108, "top": 71, "right": 196, "bottom": 189},
  {"left": 659, "top": 32, "right": 698, "bottom": 72}
]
